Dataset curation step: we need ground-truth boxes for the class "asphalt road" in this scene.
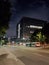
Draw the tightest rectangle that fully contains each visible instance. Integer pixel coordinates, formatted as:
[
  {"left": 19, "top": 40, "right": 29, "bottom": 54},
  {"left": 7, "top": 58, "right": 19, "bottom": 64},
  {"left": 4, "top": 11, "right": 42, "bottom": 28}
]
[{"left": 6, "top": 45, "right": 49, "bottom": 65}]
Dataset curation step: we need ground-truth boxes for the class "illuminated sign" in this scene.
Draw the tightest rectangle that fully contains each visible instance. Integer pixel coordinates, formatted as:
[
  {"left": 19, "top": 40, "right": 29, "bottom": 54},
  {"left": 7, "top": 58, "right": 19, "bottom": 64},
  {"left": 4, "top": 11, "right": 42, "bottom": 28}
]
[{"left": 27, "top": 25, "right": 42, "bottom": 29}]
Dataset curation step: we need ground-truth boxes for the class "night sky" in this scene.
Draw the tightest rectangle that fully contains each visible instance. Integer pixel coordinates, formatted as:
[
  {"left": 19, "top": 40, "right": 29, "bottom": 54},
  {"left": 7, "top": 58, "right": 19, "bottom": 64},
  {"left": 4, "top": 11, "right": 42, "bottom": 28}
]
[{"left": 6, "top": 0, "right": 49, "bottom": 37}]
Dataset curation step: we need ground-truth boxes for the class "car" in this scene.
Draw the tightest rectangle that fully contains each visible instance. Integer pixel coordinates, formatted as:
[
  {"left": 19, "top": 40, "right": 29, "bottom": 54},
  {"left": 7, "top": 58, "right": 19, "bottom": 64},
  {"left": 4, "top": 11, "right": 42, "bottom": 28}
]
[
  {"left": 26, "top": 42, "right": 31, "bottom": 47},
  {"left": 35, "top": 42, "right": 41, "bottom": 47}
]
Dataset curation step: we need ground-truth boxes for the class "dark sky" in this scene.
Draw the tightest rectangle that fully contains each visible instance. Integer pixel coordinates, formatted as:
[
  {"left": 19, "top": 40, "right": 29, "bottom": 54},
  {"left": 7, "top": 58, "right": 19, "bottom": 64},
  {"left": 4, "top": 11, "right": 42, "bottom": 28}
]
[{"left": 6, "top": 0, "right": 49, "bottom": 37}]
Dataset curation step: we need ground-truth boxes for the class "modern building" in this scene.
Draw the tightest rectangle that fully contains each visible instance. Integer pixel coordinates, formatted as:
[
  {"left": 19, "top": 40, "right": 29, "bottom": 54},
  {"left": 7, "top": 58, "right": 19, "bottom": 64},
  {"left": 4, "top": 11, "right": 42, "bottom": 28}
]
[{"left": 16, "top": 17, "right": 47, "bottom": 40}]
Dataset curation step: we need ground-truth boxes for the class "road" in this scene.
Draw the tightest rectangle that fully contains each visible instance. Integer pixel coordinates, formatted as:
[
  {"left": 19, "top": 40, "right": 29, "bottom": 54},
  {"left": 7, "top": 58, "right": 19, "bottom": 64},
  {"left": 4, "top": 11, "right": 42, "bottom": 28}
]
[{"left": 5, "top": 45, "right": 49, "bottom": 65}]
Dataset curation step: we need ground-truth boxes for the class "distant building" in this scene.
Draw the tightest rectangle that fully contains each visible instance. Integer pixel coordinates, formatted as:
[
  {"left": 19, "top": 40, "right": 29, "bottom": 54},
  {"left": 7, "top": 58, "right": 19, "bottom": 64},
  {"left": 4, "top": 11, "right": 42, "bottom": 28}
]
[{"left": 16, "top": 17, "right": 47, "bottom": 40}]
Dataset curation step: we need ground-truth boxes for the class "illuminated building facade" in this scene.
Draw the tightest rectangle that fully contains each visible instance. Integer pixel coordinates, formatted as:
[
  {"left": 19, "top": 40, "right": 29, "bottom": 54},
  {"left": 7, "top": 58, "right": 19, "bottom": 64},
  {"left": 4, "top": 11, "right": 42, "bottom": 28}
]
[{"left": 16, "top": 17, "right": 46, "bottom": 40}]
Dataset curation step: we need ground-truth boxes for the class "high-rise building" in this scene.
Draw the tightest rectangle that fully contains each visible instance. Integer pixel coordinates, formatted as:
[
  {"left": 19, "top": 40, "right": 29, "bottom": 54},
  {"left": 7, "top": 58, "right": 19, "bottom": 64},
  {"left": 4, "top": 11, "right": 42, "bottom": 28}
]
[{"left": 16, "top": 17, "right": 47, "bottom": 40}]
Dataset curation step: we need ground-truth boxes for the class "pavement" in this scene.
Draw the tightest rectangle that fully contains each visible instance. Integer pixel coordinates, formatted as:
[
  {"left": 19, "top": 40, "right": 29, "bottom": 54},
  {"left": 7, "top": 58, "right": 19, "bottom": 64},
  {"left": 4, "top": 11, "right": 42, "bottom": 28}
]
[
  {"left": 12, "top": 45, "right": 49, "bottom": 53},
  {"left": 0, "top": 45, "right": 49, "bottom": 65},
  {"left": 9, "top": 45, "right": 49, "bottom": 65},
  {"left": 0, "top": 46, "right": 25, "bottom": 65}
]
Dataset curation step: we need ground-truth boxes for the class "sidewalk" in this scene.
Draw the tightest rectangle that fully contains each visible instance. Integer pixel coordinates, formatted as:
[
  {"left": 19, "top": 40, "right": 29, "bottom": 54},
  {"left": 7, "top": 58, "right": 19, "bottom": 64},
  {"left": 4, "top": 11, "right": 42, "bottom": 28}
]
[
  {"left": 0, "top": 46, "right": 25, "bottom": 65},
  {"left": 17, "top": 45, "right": 49, "bottom": 53}
]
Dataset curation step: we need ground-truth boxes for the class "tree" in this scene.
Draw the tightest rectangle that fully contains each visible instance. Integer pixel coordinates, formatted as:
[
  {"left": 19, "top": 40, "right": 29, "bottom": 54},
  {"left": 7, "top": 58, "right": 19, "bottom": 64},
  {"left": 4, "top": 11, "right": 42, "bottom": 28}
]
[
  {"left": 0, "top": 0, "right": 11, "bottom": 36},
  {"left": 30, "top": 30, "right": 41, "bottom": 42},
  {"left": 30, "top": 30, "right": 46, "bottom": 43},
  {"left": 42, "top": 23, "right": 49, "bottom": 43},
  {"left": 36, "top": 32, "right": 46, "bottom": 43}
]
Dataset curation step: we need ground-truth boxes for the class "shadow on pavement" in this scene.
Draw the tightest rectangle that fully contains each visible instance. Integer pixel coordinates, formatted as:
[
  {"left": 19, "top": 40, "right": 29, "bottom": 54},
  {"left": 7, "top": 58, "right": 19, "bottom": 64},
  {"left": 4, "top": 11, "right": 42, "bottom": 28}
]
[
  {"left": 0, "top": 54, "right": 8, "bottom": 60},
  {"left": 0, "top": 54, "right": 17, "bottom": 65},
  {"left": 18, "top": 56, "right": 33, "bottom": 65}
]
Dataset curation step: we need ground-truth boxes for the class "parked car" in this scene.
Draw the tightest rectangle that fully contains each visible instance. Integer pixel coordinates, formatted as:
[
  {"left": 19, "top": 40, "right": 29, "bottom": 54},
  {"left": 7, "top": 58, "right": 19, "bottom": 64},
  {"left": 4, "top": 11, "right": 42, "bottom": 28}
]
[
  {"left": 35, "top": 42, "right": 41, "bottom": 47},
  {"left": 26, "top": 42, "right": 31, "bottom": 47}
]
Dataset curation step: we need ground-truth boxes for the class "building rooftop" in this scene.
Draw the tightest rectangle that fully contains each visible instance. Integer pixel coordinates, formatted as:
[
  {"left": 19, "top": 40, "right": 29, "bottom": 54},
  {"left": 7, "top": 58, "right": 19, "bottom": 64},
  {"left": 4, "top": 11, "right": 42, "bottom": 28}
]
[{"left": 19, "top": 17, "right": 47, "bottom": 26}]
